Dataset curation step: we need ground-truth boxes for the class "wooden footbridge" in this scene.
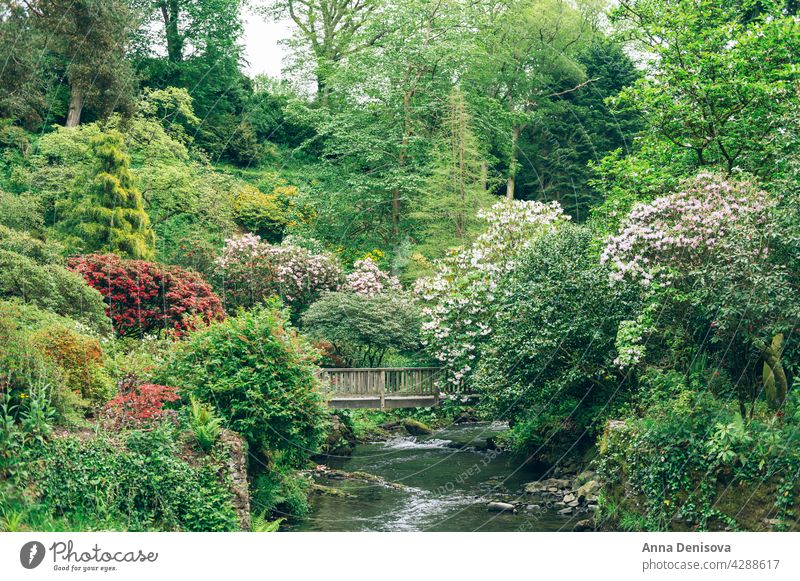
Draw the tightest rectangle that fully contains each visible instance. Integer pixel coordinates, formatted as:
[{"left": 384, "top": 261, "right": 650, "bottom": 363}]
[{"left": 318, "top": 367, "right": 470, "bottom": 409}]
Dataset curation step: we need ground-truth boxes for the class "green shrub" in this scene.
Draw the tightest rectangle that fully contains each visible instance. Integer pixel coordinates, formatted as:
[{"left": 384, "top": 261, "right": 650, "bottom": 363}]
[
  {"left": 0, "top": 299, "right": 83, "bottom": 333},
  {"left": 0, "top": 191, "right": 42, "bottom": 232},
  {"left": 251, "top": 469, "right": 310, "bottom": 519},
  {"left": 30, "top": 325, "right": 114, "bottom": 408},
  {"left": 473, "top": 225, "right": 637, "bottom": 456},
  {"left": 0, "top": 225, "right": 61, "bottom": 263},
  {"left": 301, "top": 291, "right": 423, "bottom": 367},
  {"left": 0, "top": 247, "right": 110, "bottom": 334},
  {"left": 161, "top": 305, "right": 328, "bottom": 466},
  {"left": 23, "top": 425, "right": 240, "bottom": 531},
  {"left": 597, "top": 384, "right": 800, "bottom": 531},
  {"left": 0, "top": 314, "right": 63, "bottom": 428}
]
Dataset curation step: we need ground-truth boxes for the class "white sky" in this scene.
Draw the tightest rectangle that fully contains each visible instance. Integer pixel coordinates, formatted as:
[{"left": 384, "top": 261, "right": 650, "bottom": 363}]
[{"left": 241, "top": 6, "right": 292, "bottom": 79}]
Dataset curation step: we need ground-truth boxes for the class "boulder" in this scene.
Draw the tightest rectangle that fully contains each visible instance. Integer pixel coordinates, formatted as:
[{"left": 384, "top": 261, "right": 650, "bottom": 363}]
[
  {"left": 576, "top": 480, "right": 602, "bottom": 502},
  {"left": 563, "top": 493, "right": 576, "bottom": 504},
  {"left": 321, "top": 414, "right": 357, "bottom": 456},
  {"left": 557, "top": 507, "right": 573, "bottom": 516},
  {"left": 573, "top": 519, "right": 594, "bottom": 532},
  {"left": 402, "top": 418, "right": 433, "bottom": 436},
  {"left": 487, "top": 502, "right": 517, "bottom": 513}
]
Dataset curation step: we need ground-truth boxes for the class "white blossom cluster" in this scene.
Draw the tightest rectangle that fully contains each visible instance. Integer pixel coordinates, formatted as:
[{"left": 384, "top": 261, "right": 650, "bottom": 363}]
[{"left": 415, "top": 199, "right": 570, "bottom": 388}]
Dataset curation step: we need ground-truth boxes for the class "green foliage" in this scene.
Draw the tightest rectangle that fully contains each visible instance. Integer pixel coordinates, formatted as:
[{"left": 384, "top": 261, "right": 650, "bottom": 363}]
[
  {"left": 598, "top": 382, "right": 800, "bottom": 531},
  {"left": 188, "top": 395, "right": 223, "bottom": 452},
  {"left": 0, "top": 307, "right": 93, "bottom": 426},
  {"left": 0, "top": 0, "right": 135, "bottom": 129},
  {"left": 0, "top": 246, "right": 111, "bottom": 334},
  {"left": 513, "top": 38, "right": 642, "bottom": 220},
  {"left": 251, "top": 469, "right": 310, "bottom": 519},
  {"left": 30, "top": 325, "right": 114, "bottom": 409},
  {"left": 59, "top": 130, "right": 155, "bottom": 259},
  {"left": 21, "top": 425, "right": 240, "bottom": 531},
  {"left": 0, "top": 225, "right": 63, "bottom": 265},
  {"left": 232, "top": 181, "right": 314, "bottom": 243},
  {"left": 251, "top": 513, "right": 284, "bottom": 532},
  {"left": 136, "top": 87, "right": 200, "bottom": 146},
  {"left": 161, "top": 306, "right": 328, "bottom": 466},
  {"left": 473, "top": 225, "right": 637, "bottom": 456},
  {"left": 610, "top": 0, "right": 800, "bottom": 178},
  {"left": 409, "top": 88, "right": 495, "bottom": 268},
  {"left": 301, "top": 291, "right": 423, "bottom": 367},
  {"left": 0, "top": 190, "right": 42, "bottom": 233}
]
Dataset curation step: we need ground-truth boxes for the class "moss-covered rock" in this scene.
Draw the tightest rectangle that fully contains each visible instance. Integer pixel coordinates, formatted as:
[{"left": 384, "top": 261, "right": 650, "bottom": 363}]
[{"left": 402, "top": 418, "right": 432, "bottom": 436}]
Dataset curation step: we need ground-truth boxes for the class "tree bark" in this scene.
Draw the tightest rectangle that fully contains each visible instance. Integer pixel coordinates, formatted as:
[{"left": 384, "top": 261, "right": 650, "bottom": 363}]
[
  {"left": 506, "top": 124, "right": 519, "bottom": 200},
  {"left": 162, "top": 0, "right": 183, "bottom": 62},
  {"left": 65, "top": 86, "right": 83, "bottom": 127},
  {"left": 762, "top": 333, "right": 788, "bottom": 410}
]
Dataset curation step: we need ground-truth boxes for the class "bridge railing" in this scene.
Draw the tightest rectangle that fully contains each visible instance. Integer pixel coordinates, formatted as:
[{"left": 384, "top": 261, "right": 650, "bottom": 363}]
[{"left": 318, "top": 367, "right": 442, "bottom": 398}]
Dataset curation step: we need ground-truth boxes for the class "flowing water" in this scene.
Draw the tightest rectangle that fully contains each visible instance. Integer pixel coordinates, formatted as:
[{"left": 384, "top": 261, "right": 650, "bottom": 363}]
[{"left": 292, "top": 422, "right": 579, "bottom": 532}]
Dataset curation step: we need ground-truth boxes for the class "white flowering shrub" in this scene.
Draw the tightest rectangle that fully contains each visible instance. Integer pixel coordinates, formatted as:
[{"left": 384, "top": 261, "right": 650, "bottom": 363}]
[
  {"left": 343, "top": 258, "right": 401, "bottom": 296},
  {"left": 215, "top": 233, "right": 342, "bottom": 311},
  {"left": 415, "top": 199, "right": 570, "bottom": 389}
]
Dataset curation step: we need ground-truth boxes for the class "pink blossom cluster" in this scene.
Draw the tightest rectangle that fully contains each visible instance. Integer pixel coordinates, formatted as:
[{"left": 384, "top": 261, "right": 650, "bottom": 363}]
[
  {"left": 343, "top": 258, "right": 401, "bottom": 296},
  {"left": 216, "top": 233, "right": 342, "bottom": 308},
  {"left": 601, "top": 173, "right": 772, "bottom": 285}
]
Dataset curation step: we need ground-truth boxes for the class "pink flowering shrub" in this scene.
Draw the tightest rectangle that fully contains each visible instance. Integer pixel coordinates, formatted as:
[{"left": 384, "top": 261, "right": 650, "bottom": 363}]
[
  {"left": 215, "top": 233, "right": 342, "bottom": 311},
  {"left": 343, "top": 258, "right": 401, "bottom": 295},
  {"left": 601, "top": 174, "right": 800, "bottom": 406},
  {"left": 415, "top": 199, "right": 570, "bottom": 389},
  {"left": 601, "top": 173, "right": 772, "bottom": 286}
]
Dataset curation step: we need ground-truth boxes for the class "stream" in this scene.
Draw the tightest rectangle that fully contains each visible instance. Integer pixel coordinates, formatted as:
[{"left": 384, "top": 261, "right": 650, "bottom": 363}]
[{"left": 292, "top": 421, "right": 580, "bottom": 532}]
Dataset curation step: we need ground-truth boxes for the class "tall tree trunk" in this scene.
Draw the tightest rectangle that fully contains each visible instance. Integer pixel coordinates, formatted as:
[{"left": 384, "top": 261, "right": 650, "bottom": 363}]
[
  {"left": 763, "top": 333, "right": 788, "bottom": 410},
  {"left": 506, "top": 124, "right": 519, "bottom": 200},
  {"left": 318, "top": 77, "right": 330, "bottom": 108},
  {"left": 65, "top": 86, "right": 83, "bottom": 127},
  {"left": 391, "top": 91, "right": 412, "bottom": 240},
  {"left": 162, "top": 0, "right": 183, "bottom": 62}
]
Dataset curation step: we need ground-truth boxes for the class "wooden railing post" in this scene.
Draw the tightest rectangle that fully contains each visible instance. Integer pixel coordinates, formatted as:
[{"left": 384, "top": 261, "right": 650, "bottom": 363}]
[{"left": 379, "top": 370, "right": 386, "bottom": 411}]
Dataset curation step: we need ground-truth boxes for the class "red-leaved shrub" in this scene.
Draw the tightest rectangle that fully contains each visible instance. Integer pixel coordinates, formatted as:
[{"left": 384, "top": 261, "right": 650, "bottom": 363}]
[
  {"left": 102, "top": 383, "right": 180, "bottom": 427},
  {"left": 68, "top": 253, "right": 224, "bottom": 336}
]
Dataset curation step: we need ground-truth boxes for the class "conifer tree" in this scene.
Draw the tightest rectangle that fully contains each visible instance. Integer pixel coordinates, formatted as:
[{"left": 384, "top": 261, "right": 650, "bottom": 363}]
[
  {"left": 61, "top": 131, "right": 155, "bottom": 259},
  {"left": 411, "top": 88, "right": 495, "bottom": 263}
]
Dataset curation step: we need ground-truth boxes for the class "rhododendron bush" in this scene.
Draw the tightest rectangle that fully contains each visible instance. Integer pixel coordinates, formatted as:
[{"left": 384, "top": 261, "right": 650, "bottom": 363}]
[
  {"left": 601, "top": 173, "right": 773, "bottom": 286},
  {"left": 102, "top": 383, "right": 180, "bottom": 428},
  {"left": 602, "top": 173, "right": 800, "bottom": 410},
  {"left": 215, "top": 233, "right": 341, "bottom": 311},
  {"left": 69, "top": 254, "right": 224, "bottom": 337},
  {"left": 343, "top": 258, "right": 401, "bottom": 296},
  {"left": 416, "top": 199, "right": 570, "bottom": 389}
]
